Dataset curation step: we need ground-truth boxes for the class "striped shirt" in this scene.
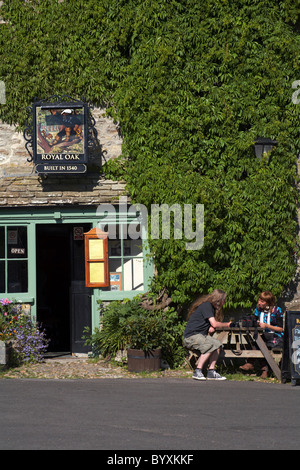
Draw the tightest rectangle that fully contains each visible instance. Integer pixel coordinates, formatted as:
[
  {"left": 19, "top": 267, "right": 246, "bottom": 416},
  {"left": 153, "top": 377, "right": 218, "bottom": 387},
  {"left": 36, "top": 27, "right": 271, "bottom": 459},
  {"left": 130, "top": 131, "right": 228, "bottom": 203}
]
[{"left": 254, "top": 306, "right": 283, "bottom": 338}]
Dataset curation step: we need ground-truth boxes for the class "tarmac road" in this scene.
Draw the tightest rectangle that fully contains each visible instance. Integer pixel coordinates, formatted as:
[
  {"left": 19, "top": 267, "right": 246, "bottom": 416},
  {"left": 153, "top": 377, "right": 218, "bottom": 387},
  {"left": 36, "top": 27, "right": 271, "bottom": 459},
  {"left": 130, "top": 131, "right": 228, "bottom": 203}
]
[{"left": 0, "top": 378, "right": 300, "bottom": 451}]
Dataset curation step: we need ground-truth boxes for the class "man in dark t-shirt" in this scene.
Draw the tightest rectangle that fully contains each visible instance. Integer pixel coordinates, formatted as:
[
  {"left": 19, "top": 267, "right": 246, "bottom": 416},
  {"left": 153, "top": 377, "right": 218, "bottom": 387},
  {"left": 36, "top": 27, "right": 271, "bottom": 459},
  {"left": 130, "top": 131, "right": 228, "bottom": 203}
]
[
  {"left": 184, "top": 302, "right": 215, "bottom": 337},
  {"left": 183, "top": 298, "right": 231, "bottom": 380}
]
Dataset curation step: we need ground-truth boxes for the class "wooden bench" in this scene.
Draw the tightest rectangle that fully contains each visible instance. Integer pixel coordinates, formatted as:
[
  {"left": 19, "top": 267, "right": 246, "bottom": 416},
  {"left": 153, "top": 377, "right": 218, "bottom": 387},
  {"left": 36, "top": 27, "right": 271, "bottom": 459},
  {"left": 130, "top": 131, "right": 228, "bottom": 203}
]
[{"left": 184, "top": 328, "right": 282, "bottom": 380}]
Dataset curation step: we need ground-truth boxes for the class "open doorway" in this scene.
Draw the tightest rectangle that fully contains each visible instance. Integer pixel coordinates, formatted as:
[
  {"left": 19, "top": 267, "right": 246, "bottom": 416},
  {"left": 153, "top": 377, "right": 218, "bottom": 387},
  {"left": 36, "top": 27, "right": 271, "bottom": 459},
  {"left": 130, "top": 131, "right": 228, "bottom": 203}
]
[
  {"left": 36, "top": 225, "right": 71, "bottom": 352},
  {"left": 36, "top": 223, "right": 92, "bottom": 353}
]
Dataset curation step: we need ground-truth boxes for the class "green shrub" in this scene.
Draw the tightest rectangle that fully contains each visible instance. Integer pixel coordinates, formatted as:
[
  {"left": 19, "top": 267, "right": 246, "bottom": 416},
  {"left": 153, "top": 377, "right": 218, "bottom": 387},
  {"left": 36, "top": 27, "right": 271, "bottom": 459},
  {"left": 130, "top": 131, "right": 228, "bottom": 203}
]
[{"left": 83, "top": 296, "right": 186, "bottom": 368}]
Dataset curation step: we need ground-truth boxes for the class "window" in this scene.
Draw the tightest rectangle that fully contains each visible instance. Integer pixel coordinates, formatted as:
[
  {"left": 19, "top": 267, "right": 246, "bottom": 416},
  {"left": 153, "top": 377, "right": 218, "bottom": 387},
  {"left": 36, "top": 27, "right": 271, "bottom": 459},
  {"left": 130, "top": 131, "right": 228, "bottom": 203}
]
[
  {"left": 107, "top": 224, "right": 144, "bottom": 291},
  {"left": 0, "top": 226, "right": 28, "bottom": 294}
]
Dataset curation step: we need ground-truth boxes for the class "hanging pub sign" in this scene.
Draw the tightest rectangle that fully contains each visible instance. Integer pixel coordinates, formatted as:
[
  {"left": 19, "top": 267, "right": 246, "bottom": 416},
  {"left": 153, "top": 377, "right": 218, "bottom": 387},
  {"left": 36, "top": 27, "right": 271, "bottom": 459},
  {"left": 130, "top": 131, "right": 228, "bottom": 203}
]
[{"left": 24, "top": 95, "right": 97, "bottom": 174}]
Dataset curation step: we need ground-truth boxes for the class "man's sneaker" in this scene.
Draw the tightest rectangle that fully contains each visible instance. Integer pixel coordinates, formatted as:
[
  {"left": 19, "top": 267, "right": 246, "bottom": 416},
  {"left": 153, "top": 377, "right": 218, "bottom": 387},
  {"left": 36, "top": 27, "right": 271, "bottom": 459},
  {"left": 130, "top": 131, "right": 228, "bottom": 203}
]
[
  {"left": 192, "top": 369, "right": 206, "bottom": 380},
  {"left": 207, "top": 370, "right": 227, "bottom": 380}
]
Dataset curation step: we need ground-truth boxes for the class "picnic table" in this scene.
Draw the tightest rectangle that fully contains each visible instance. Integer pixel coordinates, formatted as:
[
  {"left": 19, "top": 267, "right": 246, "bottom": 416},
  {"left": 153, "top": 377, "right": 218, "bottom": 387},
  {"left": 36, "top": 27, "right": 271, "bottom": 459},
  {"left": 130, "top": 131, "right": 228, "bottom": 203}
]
[{"left": 214, "top": 326, "right": 282, "bottom": 381}]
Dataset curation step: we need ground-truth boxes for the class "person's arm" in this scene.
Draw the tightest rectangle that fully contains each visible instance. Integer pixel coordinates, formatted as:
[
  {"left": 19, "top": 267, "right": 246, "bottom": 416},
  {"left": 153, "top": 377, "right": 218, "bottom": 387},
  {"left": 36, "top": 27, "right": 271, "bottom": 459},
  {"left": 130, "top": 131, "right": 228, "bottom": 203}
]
[
  {"left": 258, "top": 322, "right": 283, "bottom": 333},
  {"left": 258, "top": 306, "right": 283, "bottom": 333},
  {"left": 209, "top": 317, "right": 231, "bottom": 330}
]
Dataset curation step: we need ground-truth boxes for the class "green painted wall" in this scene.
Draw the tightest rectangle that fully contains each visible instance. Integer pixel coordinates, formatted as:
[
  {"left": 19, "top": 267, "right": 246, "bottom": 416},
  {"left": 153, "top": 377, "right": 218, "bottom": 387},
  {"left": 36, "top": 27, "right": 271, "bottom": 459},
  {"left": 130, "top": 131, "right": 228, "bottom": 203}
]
[{"left": 0, "top": 205, "right": 153, "bottom": 332}]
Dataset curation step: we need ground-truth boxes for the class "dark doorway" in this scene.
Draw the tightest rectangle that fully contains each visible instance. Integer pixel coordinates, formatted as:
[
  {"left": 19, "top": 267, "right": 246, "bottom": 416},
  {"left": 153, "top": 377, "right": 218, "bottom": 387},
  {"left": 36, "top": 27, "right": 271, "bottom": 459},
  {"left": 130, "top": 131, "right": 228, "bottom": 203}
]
[{"left": 36, "top": 224, "right": 92, "bottom": 353}]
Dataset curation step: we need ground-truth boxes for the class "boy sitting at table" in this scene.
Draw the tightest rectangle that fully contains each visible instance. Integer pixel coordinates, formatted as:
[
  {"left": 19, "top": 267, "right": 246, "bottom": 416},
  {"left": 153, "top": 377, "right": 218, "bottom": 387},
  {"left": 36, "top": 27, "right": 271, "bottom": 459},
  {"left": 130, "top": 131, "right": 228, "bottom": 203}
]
[{"left": 240, "top": 290, "right": 283, "bottom": 378}]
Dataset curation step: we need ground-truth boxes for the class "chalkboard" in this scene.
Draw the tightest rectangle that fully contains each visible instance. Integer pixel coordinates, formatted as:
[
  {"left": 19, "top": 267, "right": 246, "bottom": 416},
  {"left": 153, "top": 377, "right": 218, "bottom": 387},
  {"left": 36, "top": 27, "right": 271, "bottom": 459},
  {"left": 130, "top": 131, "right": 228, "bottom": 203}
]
[{"left": 281, "top": 311, "right": 300, "bottom": 385}]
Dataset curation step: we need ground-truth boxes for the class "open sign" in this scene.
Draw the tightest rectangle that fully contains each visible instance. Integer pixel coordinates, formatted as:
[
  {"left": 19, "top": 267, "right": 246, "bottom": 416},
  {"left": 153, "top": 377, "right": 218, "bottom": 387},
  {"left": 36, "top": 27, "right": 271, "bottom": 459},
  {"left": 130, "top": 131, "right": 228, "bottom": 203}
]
[{"left": 10, "top": 248, "right": 25, "bottom": 255}]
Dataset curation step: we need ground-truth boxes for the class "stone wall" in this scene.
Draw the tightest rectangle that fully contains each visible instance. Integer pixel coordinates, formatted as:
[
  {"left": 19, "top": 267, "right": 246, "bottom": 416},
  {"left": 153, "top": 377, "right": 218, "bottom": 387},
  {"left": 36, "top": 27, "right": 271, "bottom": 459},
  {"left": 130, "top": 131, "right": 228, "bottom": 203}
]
[{"left": 0, "top": 107, "right": 126, "bottom": 206}]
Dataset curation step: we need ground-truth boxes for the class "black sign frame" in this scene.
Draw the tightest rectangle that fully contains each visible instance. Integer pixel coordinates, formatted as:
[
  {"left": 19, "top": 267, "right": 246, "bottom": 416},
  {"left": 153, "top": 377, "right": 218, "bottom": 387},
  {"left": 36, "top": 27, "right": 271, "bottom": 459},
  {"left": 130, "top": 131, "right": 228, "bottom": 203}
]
[
  {"left": 281, "top": 310, "right": 300, "bottom": 385},
  {"left": 24, "top": 95, "right": 98, "bottom": 174}
]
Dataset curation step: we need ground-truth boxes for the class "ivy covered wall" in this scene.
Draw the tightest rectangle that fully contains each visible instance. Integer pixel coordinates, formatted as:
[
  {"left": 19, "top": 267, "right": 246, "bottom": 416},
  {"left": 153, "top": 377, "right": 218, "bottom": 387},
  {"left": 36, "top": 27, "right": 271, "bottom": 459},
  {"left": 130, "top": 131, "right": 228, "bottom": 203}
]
[{"left": 0, "top": 0, "right": 300, "bottom": 308}]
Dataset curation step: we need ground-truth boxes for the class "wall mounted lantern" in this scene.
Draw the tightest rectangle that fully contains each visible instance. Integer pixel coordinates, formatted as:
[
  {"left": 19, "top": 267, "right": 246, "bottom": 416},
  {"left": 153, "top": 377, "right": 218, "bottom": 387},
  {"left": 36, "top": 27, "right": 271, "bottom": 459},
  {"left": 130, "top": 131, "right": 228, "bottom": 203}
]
[{"left": 254, "top": 137, "right": 278, "bottom": 163}]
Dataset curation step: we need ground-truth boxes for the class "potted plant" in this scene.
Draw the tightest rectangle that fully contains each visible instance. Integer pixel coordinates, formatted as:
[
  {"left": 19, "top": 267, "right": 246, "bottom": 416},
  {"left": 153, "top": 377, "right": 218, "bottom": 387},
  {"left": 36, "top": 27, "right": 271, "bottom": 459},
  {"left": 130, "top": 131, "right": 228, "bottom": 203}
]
[
  {"left": 83, "top": 296, "right": 186, "bottom": 371},
  {"left": 124, "top": 311, "right": 165, "bottom": 372}
]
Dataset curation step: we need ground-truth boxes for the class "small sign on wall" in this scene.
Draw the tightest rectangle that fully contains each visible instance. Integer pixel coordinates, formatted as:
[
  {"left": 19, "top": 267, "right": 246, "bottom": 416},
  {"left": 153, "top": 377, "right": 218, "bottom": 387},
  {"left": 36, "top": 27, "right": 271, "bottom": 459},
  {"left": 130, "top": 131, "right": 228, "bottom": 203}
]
[
  {"left": 110, "top": 272, "right": 122, "bottom": 291},
  {"left": 73, "top": 227, "right": 84, "bottom": 241},
  {"left": 7, "top": 230, "right": 18, "bottom": 245}
]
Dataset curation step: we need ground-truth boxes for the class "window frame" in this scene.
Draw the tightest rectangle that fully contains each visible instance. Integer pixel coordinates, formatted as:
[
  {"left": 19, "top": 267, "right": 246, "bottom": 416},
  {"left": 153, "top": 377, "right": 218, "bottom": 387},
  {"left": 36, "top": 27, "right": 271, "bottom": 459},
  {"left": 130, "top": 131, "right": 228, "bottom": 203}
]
[
  {"left": 107, "top": 225, "right": 144, "bottom": 292},
  {"left": 0, "top": 223, "right": 34, "bottom": 301},
  {"left": 94, "top": 210, "right": 152, "bottom": 300}
]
